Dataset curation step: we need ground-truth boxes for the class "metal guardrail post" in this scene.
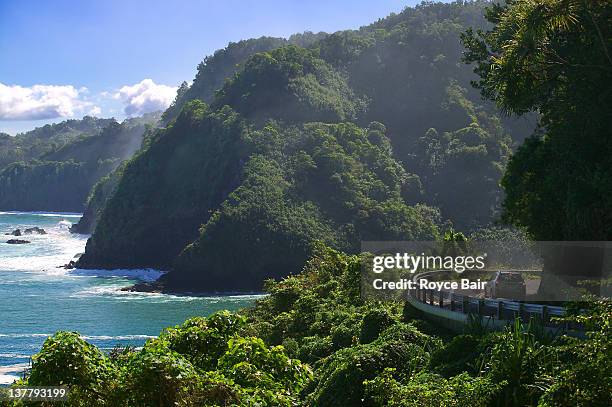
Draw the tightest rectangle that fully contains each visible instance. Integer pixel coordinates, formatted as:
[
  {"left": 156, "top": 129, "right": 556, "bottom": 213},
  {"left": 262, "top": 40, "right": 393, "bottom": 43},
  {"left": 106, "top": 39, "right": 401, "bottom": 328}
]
[
  {"left": 450, "top": 293, "right": 455, "bottom": 311},
  {"left": 438, "top": 290, "right": 444, "bottom": 308},
  {"left": 542, "top": 305, "right": 549, "bottom": 324},
  {"left": 462, "top": 296, "right": 469, "bottom": 314},
  {"left": 497, "top": 301, "right": 503, "bottom": 319},
  {"left": 478, "top": 299, "right": 484, "bottom": 316}
]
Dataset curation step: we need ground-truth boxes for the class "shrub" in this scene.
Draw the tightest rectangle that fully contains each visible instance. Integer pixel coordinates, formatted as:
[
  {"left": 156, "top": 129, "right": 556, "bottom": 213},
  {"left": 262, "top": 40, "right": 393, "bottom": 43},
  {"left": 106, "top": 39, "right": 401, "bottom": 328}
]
[
  {"left": 308, "top": 324, "right": 435, "bottom": 406},
  {"left": 430, "top": 334, "right": 481, "bottom": 376},
  {"left": 160, "top": 311, "right": 246, "bottom": 370},
  {"left": 298, "top": 335, "right": 335, "bottom": 363},
  {"left": 331, "top": 323, "right": 357, "bottom": 350},
  {"left": 217, "top": 336, "right": 313, "bottom": 401},
  {"left": 359, "top": 308, "right": 397, "bottom": 344},
  {"left": 28, "top": 332, "right": 116, "bottom": 405},
  {"left": 478, "top": 319, "right": 555, "bottom": 406},
  {"left": 538, "top": 300, "right": 612, "bottom": 406},
  {"left": 364, "top": 369, "right": 502, "bottom": 407},
  {"left": 122, "top": 341, "right": 201, "bottom": 407}
]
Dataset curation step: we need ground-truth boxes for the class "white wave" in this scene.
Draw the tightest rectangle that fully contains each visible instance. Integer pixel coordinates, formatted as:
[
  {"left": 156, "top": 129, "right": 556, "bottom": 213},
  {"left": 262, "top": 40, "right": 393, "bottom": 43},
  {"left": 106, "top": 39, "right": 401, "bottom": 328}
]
[
  {"left": 71, "top": 284, "right": 135, "bottom": 296},
  {"left": 58, "top": 220, "right": 71, "bottom": 228},
  {"left": 70, "top": 268, "right": 164, "bottom": 282},
  {"left": 0, "top": 211, "right": 82, "bottom": 218},
  {"left": 0, "top": 353, "right": 29, "bottom": 359},
  {"left": 71, "top": 285, "right": 202, "bottom": 301},
  {"left": 0, "top": 225, "right": 88, "bottom": 273},
  {"left": 0, "top": 363, "right": 28, "bottom": 384},
  {"left": 80, "top": 334, "right": 156, "bottom": 340},
  {"left": 0, "top": 256, "right": 74, "bottom": 273},
  {"left": 0, "top": 373, "right": 20, "bottom": 384},
  {"left": 0, "top": 333, "right": 155, "bottom": 341},
  {"left": 72, "top": 283, "right": 265, "bottom": 302},
  {"left": 0, "top": 333, "right": 50, "bottom": 338}
]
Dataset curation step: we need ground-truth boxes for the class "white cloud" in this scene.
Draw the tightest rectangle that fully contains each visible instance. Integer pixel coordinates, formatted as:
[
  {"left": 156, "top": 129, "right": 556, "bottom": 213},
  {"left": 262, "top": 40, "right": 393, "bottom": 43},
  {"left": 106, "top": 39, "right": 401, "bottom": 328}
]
[
  {"left": 114, "top": 79, "right": 177, "bottom": 117},
  {"left": 88, "top": 106, "right": 102, "bottom": 117},
  {"left": 0, "top": 82, "right": 99, "bottom": 121}
]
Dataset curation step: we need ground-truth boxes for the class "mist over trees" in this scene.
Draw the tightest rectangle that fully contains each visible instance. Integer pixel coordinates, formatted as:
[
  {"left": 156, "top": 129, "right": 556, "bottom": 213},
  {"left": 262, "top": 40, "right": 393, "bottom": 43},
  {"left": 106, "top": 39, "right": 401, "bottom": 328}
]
[
  {"left": 0, "top": 113, "right": 160, "bottom": 212},
  {"left": 0, "top": 116, "right": 114, "bottom": 169},
  {"left": 77, "top": 0, "right": 535, "bottom": 291}
]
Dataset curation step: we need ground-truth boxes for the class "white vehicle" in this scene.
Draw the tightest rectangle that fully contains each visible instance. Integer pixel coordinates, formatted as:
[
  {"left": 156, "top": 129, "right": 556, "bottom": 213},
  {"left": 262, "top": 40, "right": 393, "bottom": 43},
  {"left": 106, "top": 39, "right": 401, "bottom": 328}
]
[{"left": 485, "top": 271, "right": 526, "bottom": 300}]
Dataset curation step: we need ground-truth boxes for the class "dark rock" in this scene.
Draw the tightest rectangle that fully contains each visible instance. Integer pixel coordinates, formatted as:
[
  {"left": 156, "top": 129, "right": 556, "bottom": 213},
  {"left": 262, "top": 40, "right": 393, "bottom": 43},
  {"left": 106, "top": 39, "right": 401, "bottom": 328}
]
[
  {"left": 23, "top": 227, "right": 47, "bottom": 235},
  {"left": 5, "top": 227, "right": 46, "bottom": 236},
  {"left": 6, "top": 239, "right": 30, "bottom": 244},
  {"left": 121, "top": 281, "right": 164, "bottom": 293},
  {"left": 61, "top": 260, "right": 77, "bottom": 269}
]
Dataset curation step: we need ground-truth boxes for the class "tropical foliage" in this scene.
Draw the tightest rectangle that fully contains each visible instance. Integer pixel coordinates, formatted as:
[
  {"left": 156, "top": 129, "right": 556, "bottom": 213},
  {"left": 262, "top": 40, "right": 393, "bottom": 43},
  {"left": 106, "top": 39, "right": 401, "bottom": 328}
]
[
  {"left": 462, "top": 0, "right": 612, "bottom": 241},
  {"left": 11, "top": 246, "right": 611, "bottom": 406}
]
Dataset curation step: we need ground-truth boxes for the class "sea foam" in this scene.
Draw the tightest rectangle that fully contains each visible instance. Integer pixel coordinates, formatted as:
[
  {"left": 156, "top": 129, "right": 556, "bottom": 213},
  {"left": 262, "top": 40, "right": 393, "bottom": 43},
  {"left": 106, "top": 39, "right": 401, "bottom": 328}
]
[{"left": 70, "top": 268, "right": 164, "bottom": 282}]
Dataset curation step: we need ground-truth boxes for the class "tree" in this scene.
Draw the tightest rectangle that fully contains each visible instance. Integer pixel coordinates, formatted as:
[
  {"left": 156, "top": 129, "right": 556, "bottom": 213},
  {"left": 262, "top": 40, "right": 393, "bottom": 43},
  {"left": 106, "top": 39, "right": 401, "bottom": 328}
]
[
  {"left": 462, "top": 0, "right": 612, "bottom": 290},
  {"left": 462, "top": 0, "right": 612, "bottom": 240}
]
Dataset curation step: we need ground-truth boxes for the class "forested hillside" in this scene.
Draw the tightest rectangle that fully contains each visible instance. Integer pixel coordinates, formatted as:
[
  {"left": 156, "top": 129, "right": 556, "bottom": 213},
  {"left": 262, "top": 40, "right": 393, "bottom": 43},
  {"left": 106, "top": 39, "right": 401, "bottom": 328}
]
[
  {"left": 77, "top": 1, "right": 533, "bottom": 291},
  {"left": 0, "top": 116, "right": 114, "bottom": 169},
  {"left": 0, "top": 113, "right": 159, "bottom": 212},
  {"left": 161, "top": 33, "right": 328, "bottom": 124}
]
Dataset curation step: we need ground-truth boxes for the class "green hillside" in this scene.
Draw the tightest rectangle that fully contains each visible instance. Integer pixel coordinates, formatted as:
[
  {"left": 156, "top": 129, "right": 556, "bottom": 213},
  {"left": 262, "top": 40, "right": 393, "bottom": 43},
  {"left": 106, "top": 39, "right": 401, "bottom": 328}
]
[
  {"left": 0, "top": 116, "right": 114, "bottom": 169},
  {"left": 77, "top": 1, "right": 530, "bottom": 291},
  {"left": 0, "top": 113, "right": 159, "bottom": 212}
]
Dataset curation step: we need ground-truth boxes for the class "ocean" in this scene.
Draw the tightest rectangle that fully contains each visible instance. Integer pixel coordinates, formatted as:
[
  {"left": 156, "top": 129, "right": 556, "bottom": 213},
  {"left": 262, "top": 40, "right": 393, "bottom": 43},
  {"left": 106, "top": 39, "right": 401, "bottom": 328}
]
[{"left": 0, "top": 212, "right": 258, "bottom": 385}]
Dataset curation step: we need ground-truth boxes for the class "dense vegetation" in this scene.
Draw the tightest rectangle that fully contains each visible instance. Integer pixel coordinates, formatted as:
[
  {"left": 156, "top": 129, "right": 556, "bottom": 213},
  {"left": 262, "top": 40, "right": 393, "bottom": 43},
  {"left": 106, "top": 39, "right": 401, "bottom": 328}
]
[
  {"left": 0, "top": 117, "right": 114, "bottom": 169},
  {"left": 0, "top": 159, "right": 119, "bottom": 213},
  {"left": 463, "top": 0, "right": 612, "bottom": 241},
  {"left": 3, "top": 1, "right": 611, "bottom": 405},
  {"left": 0, "top": 114, "right": 159, "bottom": 212},
  {"left": 78, "top": 100, "right": 439, "bottom": 284},
  {"left": 462, "top": 0, "right": 612, "bottom": 286},
  {"left": 69, "top": 164, "right": 127, "bottom": 234},
  {"left": 10, "top": 246, "right": 611, "bottom": 406},
  {"left": 162, "top": 33, "right": 327, "bottom": 124},
  {"left": 77, "top": 1, "right": 533, "bottom": 291}
]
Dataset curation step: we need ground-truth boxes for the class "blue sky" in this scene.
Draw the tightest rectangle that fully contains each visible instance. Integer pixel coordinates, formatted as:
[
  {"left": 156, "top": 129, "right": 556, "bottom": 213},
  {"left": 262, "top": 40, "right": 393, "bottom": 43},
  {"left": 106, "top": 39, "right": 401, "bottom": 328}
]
[{"left": 0, "top": 0, "right": 428, "bottom": 135}]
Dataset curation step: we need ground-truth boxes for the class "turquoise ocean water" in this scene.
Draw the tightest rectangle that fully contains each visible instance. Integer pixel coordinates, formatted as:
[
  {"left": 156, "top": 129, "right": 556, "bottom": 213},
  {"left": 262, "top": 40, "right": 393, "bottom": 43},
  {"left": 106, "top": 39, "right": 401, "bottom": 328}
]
[{"left": 0, "top": 212, "right": 257, "bottom": 384}]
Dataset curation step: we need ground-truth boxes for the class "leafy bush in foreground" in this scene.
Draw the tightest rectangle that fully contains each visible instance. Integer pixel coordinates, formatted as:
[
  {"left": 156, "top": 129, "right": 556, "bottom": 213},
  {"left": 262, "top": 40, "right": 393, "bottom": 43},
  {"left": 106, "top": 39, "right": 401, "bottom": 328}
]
[
  {"left": 364, "top": 369, "right": 502, "bottom": 407},
  {"left": 27, "top": 332, "right": 118, "bottom": 406},
  {"left": 15, "top": 247, "right": 612, "bottom": 407},
  {"left": 159, "top": 311, "right": 246, "bottom": 371}
]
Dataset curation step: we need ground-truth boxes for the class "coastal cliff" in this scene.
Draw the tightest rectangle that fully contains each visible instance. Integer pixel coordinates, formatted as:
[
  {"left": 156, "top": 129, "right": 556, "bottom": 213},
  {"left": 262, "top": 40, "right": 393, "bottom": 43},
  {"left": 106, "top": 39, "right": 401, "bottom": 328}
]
[{"left": 77, "top": 1, "right": 529, "bottom": 292}]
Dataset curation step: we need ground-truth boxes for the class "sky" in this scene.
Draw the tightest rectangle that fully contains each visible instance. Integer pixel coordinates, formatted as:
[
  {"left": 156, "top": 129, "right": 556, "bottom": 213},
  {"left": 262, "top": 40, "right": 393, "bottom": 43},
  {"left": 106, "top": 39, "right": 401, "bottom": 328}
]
[{"left": 0, "top": 0, "right": 428, "bottom": 135}]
